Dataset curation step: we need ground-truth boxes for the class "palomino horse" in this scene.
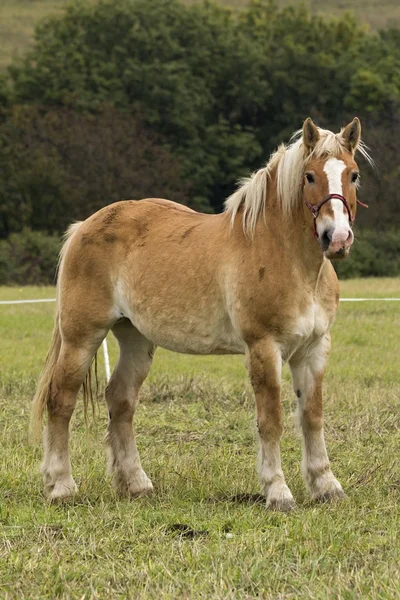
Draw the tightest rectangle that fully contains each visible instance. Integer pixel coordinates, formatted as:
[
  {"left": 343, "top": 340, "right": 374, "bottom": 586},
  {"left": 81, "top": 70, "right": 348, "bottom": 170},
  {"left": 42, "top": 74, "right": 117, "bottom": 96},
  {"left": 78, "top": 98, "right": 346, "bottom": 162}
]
[{"left": 32, "top": 117, "right": 371, "bottom": 510}]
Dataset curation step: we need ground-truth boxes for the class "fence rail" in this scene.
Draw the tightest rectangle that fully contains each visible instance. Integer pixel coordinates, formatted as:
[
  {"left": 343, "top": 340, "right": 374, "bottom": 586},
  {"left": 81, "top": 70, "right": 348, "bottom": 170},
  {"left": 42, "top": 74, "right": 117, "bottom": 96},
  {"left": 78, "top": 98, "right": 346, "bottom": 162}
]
[
  {"left": 340, "top": 298, "right": 400, "bottom": 302},
  {"left": 0, "top": 297, "right": 110, "bottom": 380},
  {"left": 1, "top": 296, "right": 399, "bottom": 382},
  {"left": 2, "top": 298, "right": 400, "bottom": 306}
]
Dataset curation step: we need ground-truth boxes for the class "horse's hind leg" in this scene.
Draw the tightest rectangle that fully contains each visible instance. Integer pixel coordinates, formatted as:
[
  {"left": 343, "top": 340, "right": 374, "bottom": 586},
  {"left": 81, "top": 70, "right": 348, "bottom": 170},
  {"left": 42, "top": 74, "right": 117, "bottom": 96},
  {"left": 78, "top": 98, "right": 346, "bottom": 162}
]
[
  {"left": 42, "top": 333, "right": 105, "bottom": 501},
  {"left": 105, "top": 320, "right": 155, "bottom": 496}
]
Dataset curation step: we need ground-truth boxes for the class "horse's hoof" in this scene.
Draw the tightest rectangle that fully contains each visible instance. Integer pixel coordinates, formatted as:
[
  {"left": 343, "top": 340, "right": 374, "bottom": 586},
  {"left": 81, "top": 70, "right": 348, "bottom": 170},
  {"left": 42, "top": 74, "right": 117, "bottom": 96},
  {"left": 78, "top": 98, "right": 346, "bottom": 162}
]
[
  {"left": 116, "top": 472, "right": 154, "bottom": 498},
  {"left": 266, "top": 497, "right": 296, "bottom": 512},
  {"left": 128, "top": 485, "right": 154, "bottom": 499},
  {"left": 314, "top": 488, "right": 347, "bottom": 504},
  {"left": 45, "top": 479, "right": 78, "bottom": 502}
]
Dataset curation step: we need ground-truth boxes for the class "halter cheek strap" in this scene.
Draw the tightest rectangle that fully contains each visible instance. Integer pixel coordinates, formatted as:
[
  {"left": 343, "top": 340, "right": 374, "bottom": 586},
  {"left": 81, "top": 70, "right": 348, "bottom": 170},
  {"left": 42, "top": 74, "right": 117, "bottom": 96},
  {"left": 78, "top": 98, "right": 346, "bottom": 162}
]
[{"left": 305, "top": 193, "right": 368, "bottom": 238}]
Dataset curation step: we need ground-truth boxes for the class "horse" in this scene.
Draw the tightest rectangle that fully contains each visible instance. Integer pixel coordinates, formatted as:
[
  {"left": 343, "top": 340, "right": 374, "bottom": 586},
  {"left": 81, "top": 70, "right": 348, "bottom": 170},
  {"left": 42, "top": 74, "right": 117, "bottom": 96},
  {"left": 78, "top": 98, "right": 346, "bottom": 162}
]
[{"left": 31, "top": 117, "right": 372, "bottom": 511}]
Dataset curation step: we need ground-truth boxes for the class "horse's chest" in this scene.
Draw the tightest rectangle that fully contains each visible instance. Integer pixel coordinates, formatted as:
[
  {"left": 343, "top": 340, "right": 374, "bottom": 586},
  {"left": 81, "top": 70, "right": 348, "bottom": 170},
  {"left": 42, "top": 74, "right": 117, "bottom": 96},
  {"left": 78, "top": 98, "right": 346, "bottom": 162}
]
[
  {"left": 298, "top": 302, "right": 329, "bottom": 338},
  {"left": 283, "top": 302, "right": 330, "bottom": 360}
]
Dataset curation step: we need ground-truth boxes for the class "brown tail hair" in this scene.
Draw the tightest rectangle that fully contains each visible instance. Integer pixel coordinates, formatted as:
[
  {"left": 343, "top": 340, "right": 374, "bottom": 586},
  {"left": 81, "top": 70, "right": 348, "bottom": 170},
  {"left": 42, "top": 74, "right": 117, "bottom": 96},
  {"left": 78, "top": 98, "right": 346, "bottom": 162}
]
[
  {"left": 30, "top": 308, "right": 62, "bottom": 441},
  {"left": 30, "top": 222, "right": 99, "bottom": 441}
]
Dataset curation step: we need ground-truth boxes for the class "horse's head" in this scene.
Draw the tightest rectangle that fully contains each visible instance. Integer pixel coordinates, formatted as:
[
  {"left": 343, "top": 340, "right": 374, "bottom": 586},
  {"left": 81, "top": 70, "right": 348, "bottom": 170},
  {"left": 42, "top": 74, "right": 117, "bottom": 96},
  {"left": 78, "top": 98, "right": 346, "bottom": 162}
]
[{"left": 301, "top": 117, "right": 365, "bottom": 260}]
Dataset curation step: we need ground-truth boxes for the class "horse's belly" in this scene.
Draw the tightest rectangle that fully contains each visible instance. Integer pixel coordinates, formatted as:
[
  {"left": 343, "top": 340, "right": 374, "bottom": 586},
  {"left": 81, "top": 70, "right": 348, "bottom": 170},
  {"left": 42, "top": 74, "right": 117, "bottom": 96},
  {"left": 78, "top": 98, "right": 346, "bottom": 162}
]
[
  {"left": 116, "top": 287, "right": 245, "bottom": 355},
  {"left": 133, "top": 314, "right": 245, "bottom": 355}
]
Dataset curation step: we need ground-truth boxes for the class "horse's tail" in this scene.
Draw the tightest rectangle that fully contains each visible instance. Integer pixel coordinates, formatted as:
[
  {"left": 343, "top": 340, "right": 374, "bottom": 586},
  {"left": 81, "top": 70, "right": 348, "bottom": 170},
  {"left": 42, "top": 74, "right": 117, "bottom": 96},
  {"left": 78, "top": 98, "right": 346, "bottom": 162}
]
[
  {"left": 30, "top": 222, "right": 83, "bottom": 442},
  {"left": 30, "top": 306, "right": 62, "bottom": 441}
]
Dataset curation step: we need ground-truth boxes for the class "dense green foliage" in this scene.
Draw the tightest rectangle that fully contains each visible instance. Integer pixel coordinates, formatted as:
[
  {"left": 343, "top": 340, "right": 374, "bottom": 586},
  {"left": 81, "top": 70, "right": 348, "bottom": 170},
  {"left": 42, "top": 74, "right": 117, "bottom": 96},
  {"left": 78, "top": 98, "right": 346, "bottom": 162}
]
[
  {"left": 0, "top": 105, "right": 189, "bottom": 238},
  {"left": 335, "top": 229, "right": 400, "bottom": 279},
  {"left": 0, "top": 229, "right": 60, "bottom": 285},
  {"left": 0, "top": 0, "right": 399, "bottom": 274}
]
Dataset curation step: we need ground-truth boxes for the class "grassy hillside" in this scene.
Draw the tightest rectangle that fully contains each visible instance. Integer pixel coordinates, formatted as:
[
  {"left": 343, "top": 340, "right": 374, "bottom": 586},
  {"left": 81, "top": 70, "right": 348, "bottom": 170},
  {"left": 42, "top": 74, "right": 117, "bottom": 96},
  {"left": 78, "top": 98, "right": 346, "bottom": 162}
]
[
  {"left": 0, "top": 0, "right": 399, "bottom": 72},
  {"left": 0, "top": 1, "right": 65, "bottom": 72},
  {"left": 214, "top": 0, "right": 400, "bottom": 30}
]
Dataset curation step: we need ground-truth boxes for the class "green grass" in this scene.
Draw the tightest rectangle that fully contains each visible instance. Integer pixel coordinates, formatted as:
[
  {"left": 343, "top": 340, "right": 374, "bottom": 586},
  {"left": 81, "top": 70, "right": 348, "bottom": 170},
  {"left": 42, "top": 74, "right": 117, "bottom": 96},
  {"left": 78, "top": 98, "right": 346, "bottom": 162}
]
[
  {"left": 1, "top": 0, "right": 399, "bottom": 72},
  {"left": 1, "top": 279, "right": 400, "bottom": 598}
]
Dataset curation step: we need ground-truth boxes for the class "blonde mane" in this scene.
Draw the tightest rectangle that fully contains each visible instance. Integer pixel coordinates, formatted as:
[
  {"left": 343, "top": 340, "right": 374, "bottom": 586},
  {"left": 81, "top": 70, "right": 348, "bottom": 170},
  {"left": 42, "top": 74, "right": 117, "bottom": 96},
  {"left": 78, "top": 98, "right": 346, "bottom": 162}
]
[{"left": 224, "top": 126, "right": 373, "bottom": 237}]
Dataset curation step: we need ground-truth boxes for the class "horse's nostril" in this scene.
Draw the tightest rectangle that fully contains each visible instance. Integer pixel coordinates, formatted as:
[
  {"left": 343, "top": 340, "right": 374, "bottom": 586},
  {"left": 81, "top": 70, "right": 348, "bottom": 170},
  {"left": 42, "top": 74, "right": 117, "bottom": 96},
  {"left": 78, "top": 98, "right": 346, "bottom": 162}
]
[{"left": 321, "top": 229, "right": 332, "bottom": 251}]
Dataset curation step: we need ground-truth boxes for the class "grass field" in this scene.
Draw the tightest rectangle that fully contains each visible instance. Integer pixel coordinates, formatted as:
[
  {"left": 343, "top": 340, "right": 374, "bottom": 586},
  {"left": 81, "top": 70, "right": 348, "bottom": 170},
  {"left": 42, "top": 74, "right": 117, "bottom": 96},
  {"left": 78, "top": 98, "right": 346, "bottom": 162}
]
[
  {"left": 1, "top": 0, "right": 399, "bottom": 72},
  {"left": 0, "top": 279, "right": 399, "bottom": 598}
]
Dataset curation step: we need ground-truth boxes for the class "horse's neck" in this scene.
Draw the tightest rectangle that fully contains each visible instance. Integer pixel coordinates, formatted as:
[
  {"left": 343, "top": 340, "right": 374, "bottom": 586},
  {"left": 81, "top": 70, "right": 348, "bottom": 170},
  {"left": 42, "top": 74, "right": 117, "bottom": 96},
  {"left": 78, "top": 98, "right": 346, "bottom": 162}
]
[{"left": 253, "top": 191, "right": 325, "bottom": 288}]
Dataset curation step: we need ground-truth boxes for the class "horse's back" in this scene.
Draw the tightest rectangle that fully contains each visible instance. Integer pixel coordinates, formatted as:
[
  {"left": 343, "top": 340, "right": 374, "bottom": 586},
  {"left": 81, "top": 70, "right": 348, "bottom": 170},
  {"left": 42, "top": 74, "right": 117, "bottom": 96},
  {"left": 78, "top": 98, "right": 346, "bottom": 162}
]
[
  {"left": 57, "top": 198, "right": 339, "bottom": 357},
  {"left": 58, "top": 199, "right": 242, "bottom": 354},
  {"left": 140, "top": 198, "right": 196, "bottom": 213},
  {"left": 59, "top": 197, "right": 221, "bottom": 294}
]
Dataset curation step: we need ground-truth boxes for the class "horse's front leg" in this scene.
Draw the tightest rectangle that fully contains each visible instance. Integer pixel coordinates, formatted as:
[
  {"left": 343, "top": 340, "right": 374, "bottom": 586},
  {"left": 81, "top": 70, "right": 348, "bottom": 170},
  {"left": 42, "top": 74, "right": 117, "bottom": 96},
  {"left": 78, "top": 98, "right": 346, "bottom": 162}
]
[
  {"left": 290, "top": 334, "right": 345, "bottom": 502},
  {"left": 247, "top": 338, "right": 295, "bottom": 511}
]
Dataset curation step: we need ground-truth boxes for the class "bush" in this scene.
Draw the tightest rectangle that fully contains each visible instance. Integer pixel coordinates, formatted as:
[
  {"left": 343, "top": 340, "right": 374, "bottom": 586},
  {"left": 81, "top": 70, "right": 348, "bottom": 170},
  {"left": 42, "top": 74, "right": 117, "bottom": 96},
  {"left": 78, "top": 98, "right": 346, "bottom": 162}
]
[
  {"left": 0, "top": 229, "right": 60, "bottom": 285},
  {"left": 7, "top": 0, "right": 400, "bottom": 213},
  {"left": 335, "top": 229, "right": 400, "bottom": 279},
  {"left": 1, "top": 1, "right": 399, "bottom": 242},
  {"left": 0, "top": 106, "right": 191, "bottom": 238}
]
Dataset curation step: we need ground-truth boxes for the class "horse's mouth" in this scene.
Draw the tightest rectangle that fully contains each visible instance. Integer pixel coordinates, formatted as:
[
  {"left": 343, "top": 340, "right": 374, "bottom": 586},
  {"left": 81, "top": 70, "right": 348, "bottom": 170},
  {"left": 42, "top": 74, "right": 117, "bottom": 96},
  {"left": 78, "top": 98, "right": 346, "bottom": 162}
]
[{"left": 325, "top": 246, "right": 349, "bottom": 260}]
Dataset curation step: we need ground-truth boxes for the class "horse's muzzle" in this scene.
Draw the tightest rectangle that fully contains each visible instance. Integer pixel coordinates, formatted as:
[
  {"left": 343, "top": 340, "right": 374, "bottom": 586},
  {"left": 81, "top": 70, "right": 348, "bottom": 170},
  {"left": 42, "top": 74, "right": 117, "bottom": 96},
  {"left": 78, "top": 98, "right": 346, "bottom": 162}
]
[{"left": 320, "top": 226, "right": 353, "bottom": 259}]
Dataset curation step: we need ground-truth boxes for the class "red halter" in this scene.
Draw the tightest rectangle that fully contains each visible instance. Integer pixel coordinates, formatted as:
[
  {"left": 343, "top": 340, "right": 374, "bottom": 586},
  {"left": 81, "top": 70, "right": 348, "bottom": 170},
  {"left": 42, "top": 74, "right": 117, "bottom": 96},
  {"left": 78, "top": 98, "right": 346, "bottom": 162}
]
[{"left": 305, "top": 193, "right": 368, "bottom": 238}]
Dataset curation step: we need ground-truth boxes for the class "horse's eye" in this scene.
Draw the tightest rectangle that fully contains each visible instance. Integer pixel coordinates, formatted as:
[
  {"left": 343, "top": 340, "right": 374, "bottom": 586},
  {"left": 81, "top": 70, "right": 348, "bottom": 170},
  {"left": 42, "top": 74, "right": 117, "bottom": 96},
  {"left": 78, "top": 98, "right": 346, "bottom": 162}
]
[
  {"left": 351, "top": 172, "right": 359, "bottom": 183},
  {"left": 305, "top": 173, "right": 315, "bottom": 184}
]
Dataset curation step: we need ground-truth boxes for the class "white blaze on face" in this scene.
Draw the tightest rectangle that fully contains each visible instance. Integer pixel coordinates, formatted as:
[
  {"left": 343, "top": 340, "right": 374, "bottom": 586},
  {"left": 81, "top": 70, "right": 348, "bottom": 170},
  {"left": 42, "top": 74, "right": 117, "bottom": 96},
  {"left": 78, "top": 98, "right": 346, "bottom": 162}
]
[{"left": 319, "top": 157, "right": 354, "bottom": 250}]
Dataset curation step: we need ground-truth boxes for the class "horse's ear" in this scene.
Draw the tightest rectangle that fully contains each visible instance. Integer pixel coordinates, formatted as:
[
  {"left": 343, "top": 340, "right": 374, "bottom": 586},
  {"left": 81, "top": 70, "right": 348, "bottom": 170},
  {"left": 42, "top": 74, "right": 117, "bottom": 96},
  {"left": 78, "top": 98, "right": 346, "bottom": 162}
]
[
  {"left": 342, "top": 117, "right": 361, "bottom": 154},
  {"left": 302, "top": 117, "right": 320, "bottom": 152}
]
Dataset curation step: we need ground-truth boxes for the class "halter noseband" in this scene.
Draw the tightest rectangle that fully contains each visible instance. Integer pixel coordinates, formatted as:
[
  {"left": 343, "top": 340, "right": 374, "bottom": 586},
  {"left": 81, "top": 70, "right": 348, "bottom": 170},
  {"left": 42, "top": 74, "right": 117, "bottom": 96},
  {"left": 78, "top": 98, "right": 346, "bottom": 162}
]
[{"left": 305, "top": 194, "right": 368, "bottom": 238}]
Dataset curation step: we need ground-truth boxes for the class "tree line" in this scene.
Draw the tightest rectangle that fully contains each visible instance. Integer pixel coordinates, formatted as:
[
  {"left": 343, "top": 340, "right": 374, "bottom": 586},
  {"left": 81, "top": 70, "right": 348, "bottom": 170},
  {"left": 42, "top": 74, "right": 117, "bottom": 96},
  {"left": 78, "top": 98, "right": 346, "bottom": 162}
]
[{"left": 0, "top": 0, "right": 399, "bottom": 279}]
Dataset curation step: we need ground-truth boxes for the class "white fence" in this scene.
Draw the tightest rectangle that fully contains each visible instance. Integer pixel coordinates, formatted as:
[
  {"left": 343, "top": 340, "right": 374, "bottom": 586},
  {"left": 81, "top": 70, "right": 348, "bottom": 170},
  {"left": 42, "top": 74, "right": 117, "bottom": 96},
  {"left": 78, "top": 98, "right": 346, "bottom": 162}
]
[
  {"left": 1, "top": 296, "right": 400, "bottom": 382},
  {"left": 0, "top": 297, "right": 111, "bottom": 381}
]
